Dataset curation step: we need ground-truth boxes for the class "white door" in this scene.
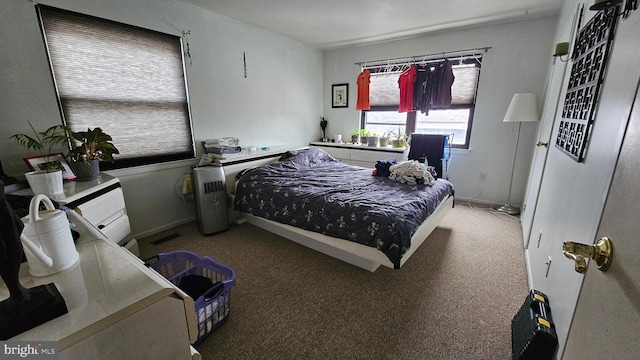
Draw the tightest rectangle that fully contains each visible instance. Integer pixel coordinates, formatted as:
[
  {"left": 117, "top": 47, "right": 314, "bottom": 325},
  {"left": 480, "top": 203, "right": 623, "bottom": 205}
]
[
  {"left": 562, "top": 77, "right": 640, "bottom": 359},
  {"left": 521, "top": 4, "right": 581, "bottom": 246},
  {"left": 520, "top": 58, "right": 568, "bottom": 247},
  {"left": 524, "top": 5, "right": 640, "bottom": 357}
]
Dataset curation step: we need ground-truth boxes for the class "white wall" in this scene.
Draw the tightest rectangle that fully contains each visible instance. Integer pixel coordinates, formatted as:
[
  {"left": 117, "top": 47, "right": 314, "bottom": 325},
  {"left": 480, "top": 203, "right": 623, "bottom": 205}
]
[
  {"left": 0, "top": 0, "right": 323, "bottom": 238},
  {"left": 323, "top": 16, "right": 557, "bottom": 205}
]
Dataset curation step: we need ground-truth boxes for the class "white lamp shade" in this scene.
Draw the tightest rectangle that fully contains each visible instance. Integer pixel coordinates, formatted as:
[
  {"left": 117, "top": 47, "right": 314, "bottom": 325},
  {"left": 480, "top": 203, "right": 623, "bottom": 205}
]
[{"left": 503, "top": 93, "right": 539, "bottom": 123}]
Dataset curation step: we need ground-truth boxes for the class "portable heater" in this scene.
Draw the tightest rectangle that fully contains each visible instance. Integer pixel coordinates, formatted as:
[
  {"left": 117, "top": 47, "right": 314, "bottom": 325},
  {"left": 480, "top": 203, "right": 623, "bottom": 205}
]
[{"left": 192, "top": 165, "right": 229, "bottom": 235}]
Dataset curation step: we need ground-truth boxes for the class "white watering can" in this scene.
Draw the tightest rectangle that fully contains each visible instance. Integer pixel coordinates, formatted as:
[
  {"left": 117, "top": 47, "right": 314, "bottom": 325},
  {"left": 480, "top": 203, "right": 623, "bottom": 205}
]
[{"left": 20, "top": 194, "right": 79, "bottom": 277}]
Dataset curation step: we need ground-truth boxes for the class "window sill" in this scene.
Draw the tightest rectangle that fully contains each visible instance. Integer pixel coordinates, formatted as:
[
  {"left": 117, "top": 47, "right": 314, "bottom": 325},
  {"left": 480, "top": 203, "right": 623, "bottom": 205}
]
[
  {"left": 105, "top": 158, "right": 198, "bottom": 178},
  {"left": 451, "top": 148, "right": 471, "bottom": 156},
  {"left": 309, "top": 141, "right": 406, "bottom": 153}
]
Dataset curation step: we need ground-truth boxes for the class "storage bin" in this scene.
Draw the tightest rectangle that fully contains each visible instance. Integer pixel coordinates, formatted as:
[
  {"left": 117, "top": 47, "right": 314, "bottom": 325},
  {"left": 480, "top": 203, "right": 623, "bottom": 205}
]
[{"left": 145, "top": 250, "right": 236, "bottom": 345}]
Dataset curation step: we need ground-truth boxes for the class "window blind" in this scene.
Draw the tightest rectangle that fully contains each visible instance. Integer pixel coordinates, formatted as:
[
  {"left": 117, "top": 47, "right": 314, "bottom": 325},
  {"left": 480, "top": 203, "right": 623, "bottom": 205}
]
[
  {"left": 369, "top": 64, "right": 480, "bottom": 107},
  {"left": 38, "top": 5, "right": 195, "bottom": 169}
]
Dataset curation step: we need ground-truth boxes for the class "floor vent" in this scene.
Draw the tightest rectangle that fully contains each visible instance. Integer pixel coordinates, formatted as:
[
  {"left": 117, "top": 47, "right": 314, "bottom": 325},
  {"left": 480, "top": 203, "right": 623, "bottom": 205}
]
[{"left": 152, "top": 232, "right": 181, "bottom": 245}]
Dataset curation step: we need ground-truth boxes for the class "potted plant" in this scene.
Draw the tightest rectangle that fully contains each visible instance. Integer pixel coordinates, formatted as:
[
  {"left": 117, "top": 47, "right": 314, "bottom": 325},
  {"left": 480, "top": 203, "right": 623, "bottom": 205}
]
[
  {"left": 10, "top": 121, "right": 70, "bottom": 195},
  {"left": 67, "top": 127, "right": 119, "bottom": 181},
  {"left": 380, "top": 131, "right": 391, "bottom": 147},
  {"left": 367, "top": 132, "right": 379, "bottom": 147},
  {"left": 359, "top": 129, "right": 370, "bottom": 146},
  {"left": 389, "top": 128, "right": 409, "bottom": 148},
  {"left": 351, "top": 129, "right": 360, "bottom": 144}
]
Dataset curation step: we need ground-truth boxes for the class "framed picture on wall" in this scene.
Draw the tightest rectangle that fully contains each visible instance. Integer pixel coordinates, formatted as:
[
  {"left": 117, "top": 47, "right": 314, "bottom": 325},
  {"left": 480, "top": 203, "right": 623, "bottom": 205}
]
[
  {"left": 332, "top": 83, "right": 348, "bottom": 108},
  {"left": 24, "top": 153, "right": 76, "bottom": 180}
]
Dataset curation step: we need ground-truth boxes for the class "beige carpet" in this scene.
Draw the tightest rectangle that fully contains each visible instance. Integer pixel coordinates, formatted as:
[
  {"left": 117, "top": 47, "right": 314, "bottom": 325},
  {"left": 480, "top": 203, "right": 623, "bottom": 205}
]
[{"left": 139, "top": 202, "right": 528, "bottom": 360}]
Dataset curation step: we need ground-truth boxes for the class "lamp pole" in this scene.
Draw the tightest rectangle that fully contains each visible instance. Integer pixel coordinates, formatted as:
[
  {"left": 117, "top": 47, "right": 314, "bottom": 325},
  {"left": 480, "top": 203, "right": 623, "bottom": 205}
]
[{"left": 497, "top": 122, "right": 522, "bottom": 215}]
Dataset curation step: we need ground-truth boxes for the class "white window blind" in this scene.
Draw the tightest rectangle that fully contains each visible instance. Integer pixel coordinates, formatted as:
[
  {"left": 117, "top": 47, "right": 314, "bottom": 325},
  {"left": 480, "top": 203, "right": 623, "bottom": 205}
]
[
  {"left": 369, "top": 64, "right": 480, "bottom": 107},
  {"left": 363, "top": 56, "right": 482, "bottom": 148},
  {"left": 38, "top": 5, "right": 195, "bottom": 168}
]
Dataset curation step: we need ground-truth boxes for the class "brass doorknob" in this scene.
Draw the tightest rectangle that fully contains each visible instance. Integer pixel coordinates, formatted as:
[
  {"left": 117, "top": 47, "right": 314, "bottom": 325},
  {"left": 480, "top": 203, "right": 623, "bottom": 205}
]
[
  {"left": 536, "top": 141, "right": 548, "bottom": 147},
  {"left": 562, "top": 237, "right": 613, "bottom": 274}
]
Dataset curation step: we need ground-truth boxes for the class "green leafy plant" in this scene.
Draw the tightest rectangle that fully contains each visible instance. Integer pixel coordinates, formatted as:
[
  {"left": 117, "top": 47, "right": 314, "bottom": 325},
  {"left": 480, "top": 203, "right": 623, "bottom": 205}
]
[
  {"left": 67, "top": 127, "right": 120, "bottom": 166},
  {"left": 388, "top": 128, "right": 409, "bottom": 148},
  {"left": 10, "top": 121, "right": 71, "bottom": 172},
  {"left": 388, "top": 127, "right": 407, "bottom": 140}
]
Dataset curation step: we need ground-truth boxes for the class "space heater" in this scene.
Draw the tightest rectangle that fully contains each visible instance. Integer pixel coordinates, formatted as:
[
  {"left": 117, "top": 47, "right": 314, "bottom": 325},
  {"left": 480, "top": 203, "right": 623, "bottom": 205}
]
[{"left": 192, "top": 165, "right": 229, "bottom": 235}]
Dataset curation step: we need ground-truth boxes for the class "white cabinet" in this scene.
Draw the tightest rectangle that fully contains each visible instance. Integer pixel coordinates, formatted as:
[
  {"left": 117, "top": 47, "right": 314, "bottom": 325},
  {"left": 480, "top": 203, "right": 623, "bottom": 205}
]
[
  {"left": 320, "top": 146, "right": 351, "bottom": 162},
  {"left": 350, "top": 149, "right": 400, "bottom": 168},
  {"left": 310, "top": 142, "right": 405, "bottom": 168},
  {"left": 10, "top": 174, "right": 138, "bottom": 255}
]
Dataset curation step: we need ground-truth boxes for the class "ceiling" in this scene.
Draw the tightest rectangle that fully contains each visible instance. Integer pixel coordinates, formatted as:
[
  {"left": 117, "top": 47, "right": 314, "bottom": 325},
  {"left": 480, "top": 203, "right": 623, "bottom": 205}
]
[{"left": 181, "top": 0, "right": 563, "bottom": 50}]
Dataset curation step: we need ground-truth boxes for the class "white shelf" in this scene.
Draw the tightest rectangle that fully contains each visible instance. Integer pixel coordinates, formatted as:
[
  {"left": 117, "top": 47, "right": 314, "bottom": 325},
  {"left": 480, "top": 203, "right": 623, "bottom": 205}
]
[
  {"left": 212, "top": 144, "right": 308, "bottom": 165},
  {"left": 309, "top": 141, "right": 405, "bottom": 153},
  {"left": 9, "top": 173, "right": 120, "bottom": 204}
]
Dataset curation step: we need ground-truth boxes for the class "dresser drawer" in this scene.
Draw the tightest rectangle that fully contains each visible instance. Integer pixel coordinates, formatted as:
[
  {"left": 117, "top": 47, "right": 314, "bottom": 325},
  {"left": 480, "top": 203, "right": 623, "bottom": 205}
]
[
  {"left": 351, "top": 150, "right": 401, "bottom": 168},
  {"left": 101, "top": 214, "right": 131, "bottom": 245},
  {"left": 74, "top": 187, "right": 126, "bottom": 228}
]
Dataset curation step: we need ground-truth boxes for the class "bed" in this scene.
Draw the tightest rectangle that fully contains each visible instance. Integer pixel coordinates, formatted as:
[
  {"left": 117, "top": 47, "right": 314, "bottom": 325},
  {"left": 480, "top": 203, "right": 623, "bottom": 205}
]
[{"left": 232, "top": 148, "right": 455, "bottom": 271}]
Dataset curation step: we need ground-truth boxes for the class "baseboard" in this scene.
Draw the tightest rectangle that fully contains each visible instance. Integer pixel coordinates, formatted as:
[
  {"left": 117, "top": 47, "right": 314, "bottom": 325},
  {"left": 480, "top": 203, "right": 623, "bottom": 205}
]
[
  {"left": 454, "top": 196, "right": 521, "bottom": 209},
  {"left": 131, "top": 217, "right": 196, "bottom": 240}
]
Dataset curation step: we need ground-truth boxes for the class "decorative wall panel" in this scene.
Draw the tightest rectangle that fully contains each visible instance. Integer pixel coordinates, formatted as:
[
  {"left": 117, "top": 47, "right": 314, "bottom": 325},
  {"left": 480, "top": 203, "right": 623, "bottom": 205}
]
[{"left": 555, "top": 8, "right": 618, "bottom": 162}]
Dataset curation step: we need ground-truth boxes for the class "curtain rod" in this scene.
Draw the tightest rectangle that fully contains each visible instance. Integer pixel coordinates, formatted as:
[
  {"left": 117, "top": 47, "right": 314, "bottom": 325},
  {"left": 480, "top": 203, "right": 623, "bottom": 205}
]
[{"left": 354, "top": 47, "right": 492, "bottom": 68}]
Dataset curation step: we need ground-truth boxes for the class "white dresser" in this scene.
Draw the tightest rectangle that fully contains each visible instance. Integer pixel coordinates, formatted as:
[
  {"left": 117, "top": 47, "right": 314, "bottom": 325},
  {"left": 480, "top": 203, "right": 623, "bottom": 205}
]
[
  {"left": 2, "top": 211, "right": 199, "bottom": 359},
  {"left": 10, "top": 174, "right": 138, "bottom": 256}
]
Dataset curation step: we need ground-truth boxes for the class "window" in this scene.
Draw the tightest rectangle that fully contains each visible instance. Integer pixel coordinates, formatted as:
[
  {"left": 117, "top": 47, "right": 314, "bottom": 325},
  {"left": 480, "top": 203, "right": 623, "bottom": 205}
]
[
  {"left": 37, "top": 5, "right": 195, "bottom": 169},
  {"left": 362, "top": 58, "right": 481, "bottom": 148}
]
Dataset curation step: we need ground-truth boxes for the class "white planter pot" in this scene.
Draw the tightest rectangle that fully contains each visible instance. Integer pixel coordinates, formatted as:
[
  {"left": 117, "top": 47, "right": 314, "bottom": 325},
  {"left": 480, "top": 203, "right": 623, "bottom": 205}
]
[{"left": 25, "top": 170, "right": 64, "bottom": 197}]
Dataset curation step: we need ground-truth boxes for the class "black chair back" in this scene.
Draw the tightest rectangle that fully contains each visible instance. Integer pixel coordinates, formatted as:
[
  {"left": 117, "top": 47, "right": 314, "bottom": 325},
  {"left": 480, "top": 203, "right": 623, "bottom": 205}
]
[{"left": 407, "top": 134, "right": 447, "bottom": 178}]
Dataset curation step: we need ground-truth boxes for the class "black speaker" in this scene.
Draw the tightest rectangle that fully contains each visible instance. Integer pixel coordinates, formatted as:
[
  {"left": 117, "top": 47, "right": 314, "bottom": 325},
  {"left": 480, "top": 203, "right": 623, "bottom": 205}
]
[{"left": 511, "top": 290, "right": 558, "bottom": 360}]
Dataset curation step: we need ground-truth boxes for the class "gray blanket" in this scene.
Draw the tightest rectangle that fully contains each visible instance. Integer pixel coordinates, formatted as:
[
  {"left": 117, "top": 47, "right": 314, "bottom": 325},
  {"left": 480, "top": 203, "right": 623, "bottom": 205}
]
[{"left": 233, "top": 149, "right": 454, "bottom": 268}]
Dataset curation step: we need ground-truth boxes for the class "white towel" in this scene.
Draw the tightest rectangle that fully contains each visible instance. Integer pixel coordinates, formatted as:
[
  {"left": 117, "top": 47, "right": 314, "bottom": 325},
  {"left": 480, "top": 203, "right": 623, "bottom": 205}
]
[
  {"left": 203, "top": 137, "right": 240, "bottom": 147},
  {"left": 202, "top": 143, "right": 242, "bottom": 154},
  {"left": 388, "top": 160, "right": 435, "bottom": 185}
]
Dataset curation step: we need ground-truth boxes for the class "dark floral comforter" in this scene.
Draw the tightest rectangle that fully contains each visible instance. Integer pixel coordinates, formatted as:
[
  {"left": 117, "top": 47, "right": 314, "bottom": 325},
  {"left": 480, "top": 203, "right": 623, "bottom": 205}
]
[{"left": 233, "top": 148, "right": 455, "bottom": 268}]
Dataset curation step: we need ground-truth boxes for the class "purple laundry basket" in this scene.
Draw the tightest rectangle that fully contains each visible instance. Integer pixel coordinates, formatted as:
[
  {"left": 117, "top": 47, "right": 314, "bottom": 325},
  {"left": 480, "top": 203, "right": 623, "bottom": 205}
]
[{"left": 145, "top": 250, "right": 236, "bottom": 345}]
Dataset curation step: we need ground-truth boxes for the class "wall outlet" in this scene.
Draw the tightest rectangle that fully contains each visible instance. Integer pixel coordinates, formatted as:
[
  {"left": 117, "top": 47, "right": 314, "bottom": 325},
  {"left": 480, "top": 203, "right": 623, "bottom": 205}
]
[{"left": 479, "top": 172, "right": 487, "bottom": 182}]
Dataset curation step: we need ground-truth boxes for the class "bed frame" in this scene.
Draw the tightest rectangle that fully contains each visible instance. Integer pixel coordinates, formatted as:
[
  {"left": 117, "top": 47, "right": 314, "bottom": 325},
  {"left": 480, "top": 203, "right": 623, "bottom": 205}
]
[
  {"left": 240, "top": 195, "right": 453, "bottom": 271},
  {"left": 219, "top": 147, "right": 454, "bottom": 272}
]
